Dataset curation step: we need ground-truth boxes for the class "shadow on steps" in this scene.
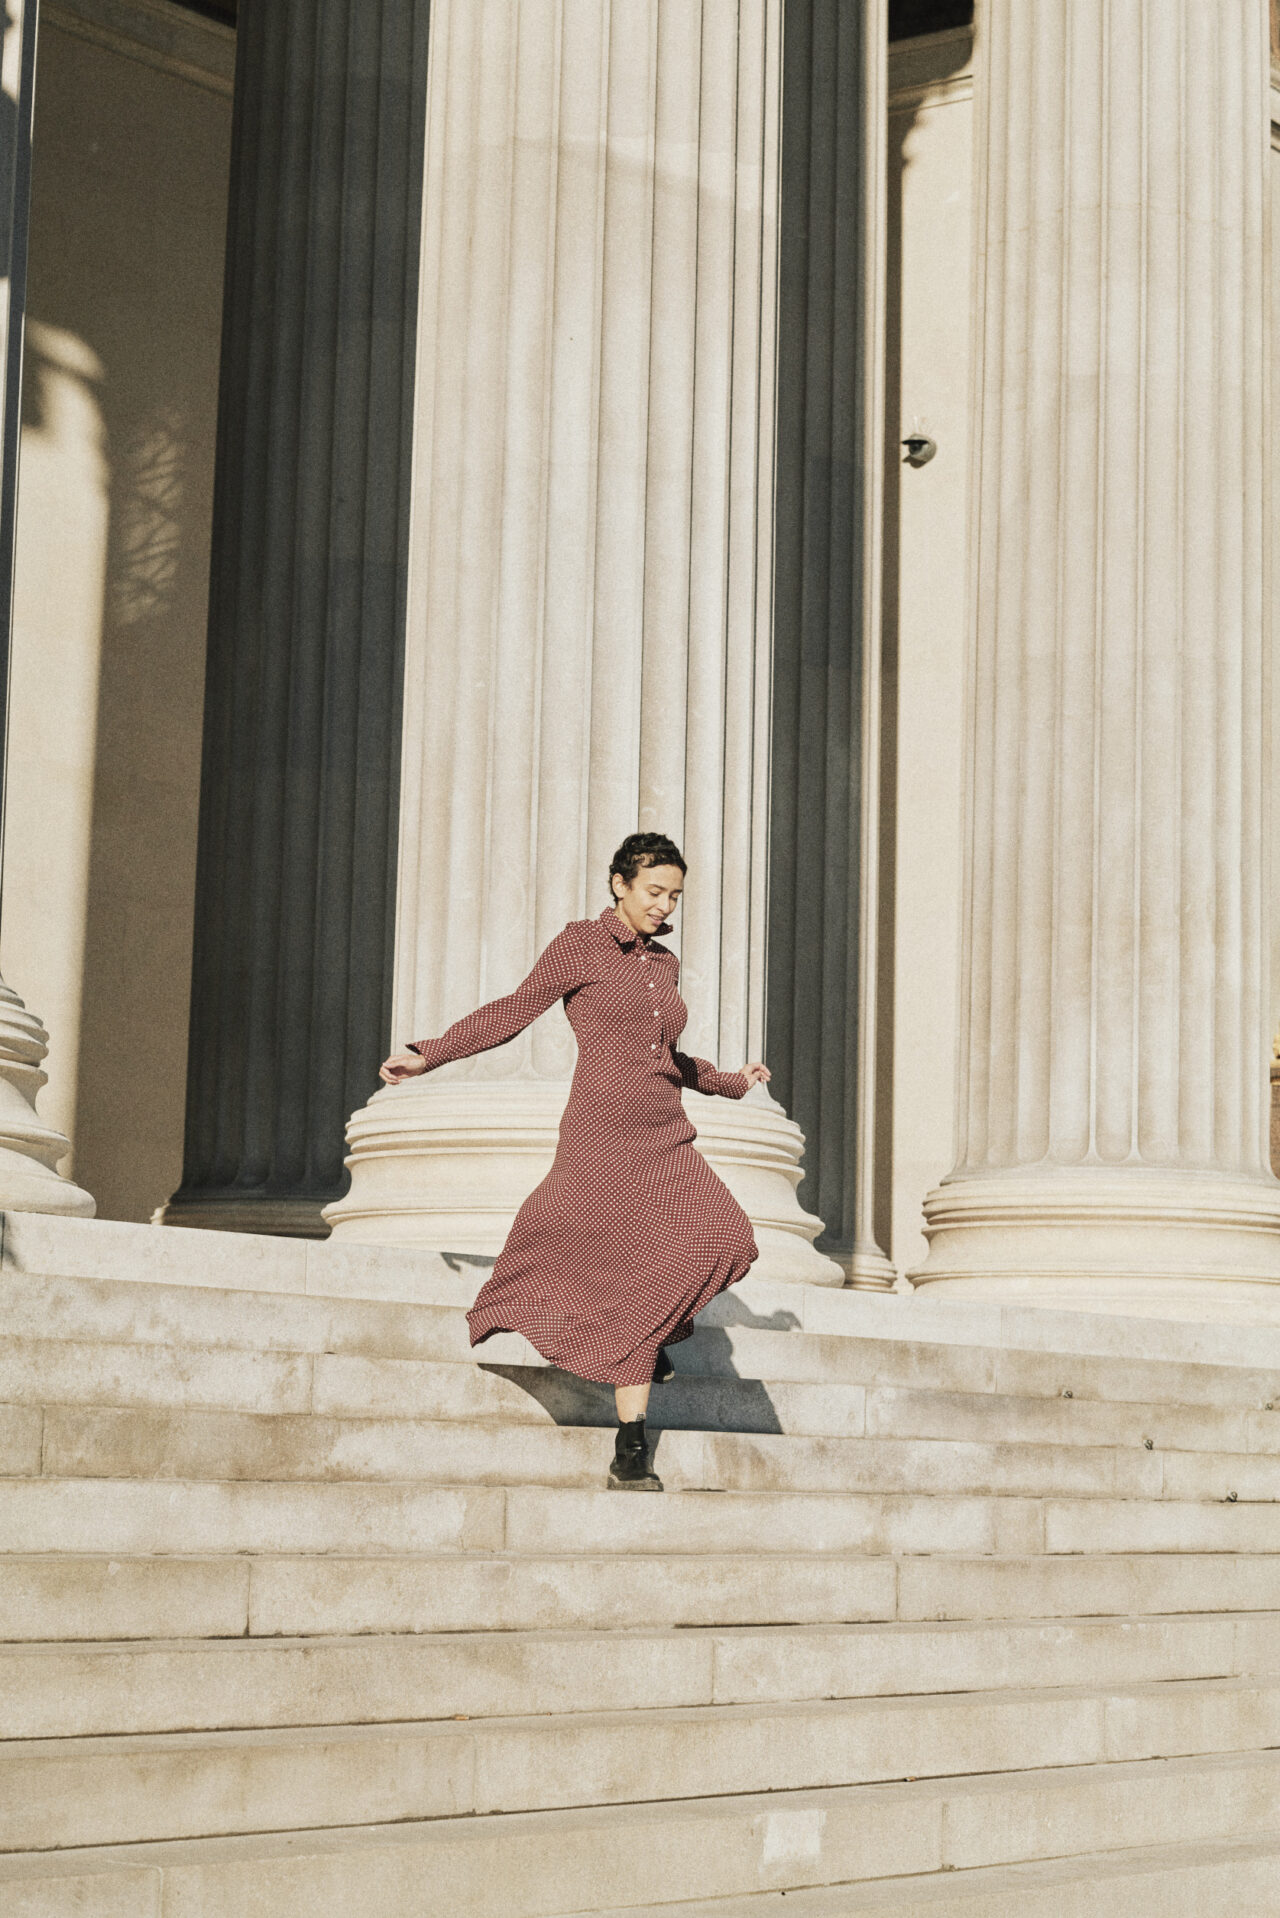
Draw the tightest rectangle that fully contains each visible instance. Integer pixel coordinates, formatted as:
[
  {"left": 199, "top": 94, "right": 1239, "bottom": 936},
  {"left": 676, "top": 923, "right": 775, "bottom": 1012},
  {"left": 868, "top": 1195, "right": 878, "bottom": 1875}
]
[{"left": 479, "top": 1295, "right": 802, "bottom": 1437}]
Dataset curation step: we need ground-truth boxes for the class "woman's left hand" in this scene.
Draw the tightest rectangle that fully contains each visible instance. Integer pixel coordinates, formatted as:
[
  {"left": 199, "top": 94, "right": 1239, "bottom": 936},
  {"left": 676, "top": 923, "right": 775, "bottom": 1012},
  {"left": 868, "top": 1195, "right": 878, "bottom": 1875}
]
[{"left": 741, "top": 1062, "right": 771, "bottom": 1089}]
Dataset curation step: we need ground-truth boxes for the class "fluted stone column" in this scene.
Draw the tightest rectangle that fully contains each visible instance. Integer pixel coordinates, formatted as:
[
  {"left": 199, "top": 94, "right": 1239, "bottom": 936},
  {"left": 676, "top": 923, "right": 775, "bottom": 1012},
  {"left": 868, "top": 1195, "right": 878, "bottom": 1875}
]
[
  {"left": 0, "top": 0, "right": 92, "bottom": 1217},
  {"left": 162, "top": 0, "right": 429, "bottom": 1235},
  {"left": 913, "top": 0, "right": 1280, "bottom": 1313},
  {"left": 326, "top": 0, "right": 842, "bottom": 1285}
]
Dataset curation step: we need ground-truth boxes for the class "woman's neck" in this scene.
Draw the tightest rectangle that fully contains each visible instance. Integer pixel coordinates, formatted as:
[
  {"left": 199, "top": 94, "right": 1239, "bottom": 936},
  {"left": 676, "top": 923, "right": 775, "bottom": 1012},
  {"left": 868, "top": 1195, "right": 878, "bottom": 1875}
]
[{"left": 612, "top": 903, "right": 648, "bottom": 942}]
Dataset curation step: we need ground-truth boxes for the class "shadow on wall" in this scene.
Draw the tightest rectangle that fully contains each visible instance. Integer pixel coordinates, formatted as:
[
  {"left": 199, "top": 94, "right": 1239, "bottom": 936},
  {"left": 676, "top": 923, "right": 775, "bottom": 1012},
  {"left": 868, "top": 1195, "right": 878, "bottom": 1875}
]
[{"left": 6, "top": 25, "right": 232, "bottom": 1221}]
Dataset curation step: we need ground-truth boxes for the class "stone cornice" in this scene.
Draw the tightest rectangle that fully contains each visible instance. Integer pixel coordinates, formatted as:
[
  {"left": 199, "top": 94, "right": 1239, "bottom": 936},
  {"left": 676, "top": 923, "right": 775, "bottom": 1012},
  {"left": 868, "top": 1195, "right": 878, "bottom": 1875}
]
[
  {"left": 44, "top": 0, "right": 234, "bottom": 98},
  {"left": 888, "top": 24, "right": 974, "bottom": 112}
]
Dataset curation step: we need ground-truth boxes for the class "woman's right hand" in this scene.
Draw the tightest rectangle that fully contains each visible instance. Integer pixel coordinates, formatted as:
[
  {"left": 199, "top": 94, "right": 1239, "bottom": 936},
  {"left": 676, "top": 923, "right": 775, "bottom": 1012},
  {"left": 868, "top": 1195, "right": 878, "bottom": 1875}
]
[{"left": 379, "top": 1050, "right": 428, "bottom": 1085}]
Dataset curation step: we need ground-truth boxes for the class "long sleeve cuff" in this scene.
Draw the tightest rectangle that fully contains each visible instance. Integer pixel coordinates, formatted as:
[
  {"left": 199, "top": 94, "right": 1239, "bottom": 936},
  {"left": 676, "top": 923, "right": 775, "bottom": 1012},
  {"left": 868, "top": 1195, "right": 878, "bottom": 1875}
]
[
  {"left": 676, "top": 1050, "right": 751, "bottom": 1099},
  {"left": 711, "top": 1069, "right": 751, "bottom": 1100},
  {"left": 407, "top": 1038, "right": 448, "bottom": 1071}
]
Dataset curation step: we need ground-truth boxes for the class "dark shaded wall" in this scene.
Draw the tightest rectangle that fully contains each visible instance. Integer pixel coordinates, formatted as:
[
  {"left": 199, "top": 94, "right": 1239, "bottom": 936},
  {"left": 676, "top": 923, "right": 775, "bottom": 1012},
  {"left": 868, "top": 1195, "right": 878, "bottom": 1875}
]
[
  {"left": 889, "top": 1, "right": 972, "bottom": 37},
  {"left": 768, "top": 0, "right": 879, "bottom": 1255},
  {"left": 172, "top": 0, "right": 429, "bottom": 1229}
]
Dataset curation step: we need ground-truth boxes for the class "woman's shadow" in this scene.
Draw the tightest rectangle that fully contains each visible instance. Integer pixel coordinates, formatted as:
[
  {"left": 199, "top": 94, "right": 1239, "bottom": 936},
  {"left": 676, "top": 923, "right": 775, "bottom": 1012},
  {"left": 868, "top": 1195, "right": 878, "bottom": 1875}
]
[{"left": 479, "top": 1291, "right": 799, "bottom": 1440}]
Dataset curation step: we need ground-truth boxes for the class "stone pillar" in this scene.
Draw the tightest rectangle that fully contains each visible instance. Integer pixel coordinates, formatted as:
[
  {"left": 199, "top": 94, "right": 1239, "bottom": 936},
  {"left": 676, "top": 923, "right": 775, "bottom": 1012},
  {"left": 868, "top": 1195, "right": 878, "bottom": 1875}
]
[
  {"left": 0, "top": 0, "right": 92, "bottom": 1218},
  {"left": 914, "top": 0, "right": 1280, "bottom": 1314},
  {"left": 162, "top": 0, "right": 429, "bottom": 1236},
  {"left": 326, "top": 0, "right": 842, "bottom": 1286}
]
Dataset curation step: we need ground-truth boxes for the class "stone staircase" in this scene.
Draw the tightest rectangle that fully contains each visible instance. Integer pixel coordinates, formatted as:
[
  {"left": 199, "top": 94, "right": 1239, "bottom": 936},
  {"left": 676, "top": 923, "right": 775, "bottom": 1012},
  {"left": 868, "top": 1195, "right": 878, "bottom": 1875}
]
[{"left": 3, "top": 1218, "right": 1280, "bottom": 1914}]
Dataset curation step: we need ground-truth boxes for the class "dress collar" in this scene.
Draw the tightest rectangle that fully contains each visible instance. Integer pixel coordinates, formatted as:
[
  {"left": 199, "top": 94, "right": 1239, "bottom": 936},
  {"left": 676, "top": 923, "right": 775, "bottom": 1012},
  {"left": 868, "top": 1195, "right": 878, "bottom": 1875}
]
[{"left": 600, "top": 905, "right": 672, "bottom": 948}]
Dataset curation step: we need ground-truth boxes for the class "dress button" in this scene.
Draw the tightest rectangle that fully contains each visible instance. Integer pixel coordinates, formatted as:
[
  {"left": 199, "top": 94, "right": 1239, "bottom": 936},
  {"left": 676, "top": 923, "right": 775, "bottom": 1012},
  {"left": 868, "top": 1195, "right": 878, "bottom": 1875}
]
[
  {"left": 648, "top": 981, "right": 654, "bottom": 988},
  {"left": 650, "top": 1043, "right": 657, "bottom": 1050},
  {"left": 653, "top": 1009, "right": 659, "bottom": 1018}
]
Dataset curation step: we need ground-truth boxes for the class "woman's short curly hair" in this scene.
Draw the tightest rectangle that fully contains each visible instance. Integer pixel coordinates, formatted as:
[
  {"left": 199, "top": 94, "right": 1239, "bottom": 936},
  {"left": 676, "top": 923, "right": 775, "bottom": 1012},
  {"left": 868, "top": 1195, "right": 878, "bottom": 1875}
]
[{"left": 609, "top": 832, "right": 686, "bottom": 895}]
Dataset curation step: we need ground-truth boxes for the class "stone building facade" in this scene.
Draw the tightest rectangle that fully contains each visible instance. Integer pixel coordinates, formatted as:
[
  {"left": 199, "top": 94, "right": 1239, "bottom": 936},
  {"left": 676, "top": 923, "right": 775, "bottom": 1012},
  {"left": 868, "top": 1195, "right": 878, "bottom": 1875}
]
[{"left": 7, "top": 0, "right": 1280, "bottom": 1322}]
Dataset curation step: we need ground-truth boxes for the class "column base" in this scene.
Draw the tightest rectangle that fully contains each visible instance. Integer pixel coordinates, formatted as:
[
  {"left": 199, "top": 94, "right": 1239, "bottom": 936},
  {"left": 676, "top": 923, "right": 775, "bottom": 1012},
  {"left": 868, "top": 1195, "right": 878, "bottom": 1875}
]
[
  {"left": 910, "top": 1167, "right": 1280, "bottom": 1319},
  {"left": 0, "top": 978, "right": 94, "bottom": 1218},
  {"left": 323, "top": 1079, "right": 845, "bottom": 1286},
  {"left": 846, "top": 1245, "right": 899, "bottom": 1291}
]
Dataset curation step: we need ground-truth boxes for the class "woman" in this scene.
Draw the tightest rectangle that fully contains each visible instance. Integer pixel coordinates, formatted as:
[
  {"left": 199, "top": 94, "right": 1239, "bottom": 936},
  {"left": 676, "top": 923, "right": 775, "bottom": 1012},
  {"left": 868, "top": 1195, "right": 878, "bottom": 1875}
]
[{"left": 380, "top": 832, "right": 769, "bottom": 1491}]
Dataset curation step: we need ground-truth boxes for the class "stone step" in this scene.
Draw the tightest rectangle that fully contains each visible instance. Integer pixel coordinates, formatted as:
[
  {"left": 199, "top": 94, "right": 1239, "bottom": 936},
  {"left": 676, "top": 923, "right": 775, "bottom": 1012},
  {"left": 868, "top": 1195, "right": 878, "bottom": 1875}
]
[
  {"left": 14, "top": 1212, "right": 1280, "bottom": 1379},
  {"left": 7, "top": 1267, "right": 1280, "bottom": 1416},
  {"left": 11, "top": 1321, "right": 1280, "bottom": 1458},
  {"left": 5, "top": 1549, "right": 1278, "bottom": 1643},
  {"left": 9, "top": 1611, "right": 1279, "bottom": 1739},
  {"left": 5, "top": 1675, "right": 1280, "bottom": 1851},
  {"left": 339, "top": 1359, "right": 1277, "bottom": 1453},
  {"left": 31, "top": 1402, "right": 1211, "bottom": 1500},
  {"left": 5, "top": 1476, "right": 1280, "bottom": 1557},
  {"left": 549, "top": 1833, "right": 1280, "bottom": 1916},
  {"left": 503, "top": 1484, "right": 1280, "bottom": 1558},
  {"left": 1, "top": 1749, "right": 1278, "bottom": 1912},
  {"left": 1, "top": 1269, "right": 485, "bottom": 1364}
]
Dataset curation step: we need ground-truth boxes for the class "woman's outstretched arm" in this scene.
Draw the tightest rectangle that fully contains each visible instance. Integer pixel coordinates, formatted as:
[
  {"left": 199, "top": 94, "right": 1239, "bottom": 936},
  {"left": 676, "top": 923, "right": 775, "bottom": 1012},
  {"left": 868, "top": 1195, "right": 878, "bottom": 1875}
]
[
  {"left": 380, "top": 926, "right": 586, "bottom": 1082},
  {"left": 672, "top": 1052, "right": 768, "bottom": 1100}
]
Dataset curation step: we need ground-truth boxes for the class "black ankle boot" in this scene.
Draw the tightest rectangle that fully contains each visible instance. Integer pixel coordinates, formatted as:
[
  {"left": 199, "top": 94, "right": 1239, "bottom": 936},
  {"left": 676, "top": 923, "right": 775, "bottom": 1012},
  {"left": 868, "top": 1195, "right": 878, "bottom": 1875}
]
[
  {"left": 652, "top": 1346, "right": 674, "bottom": 1384},
  {"left": 608, "top": 1417, "right": 663, "bottom": 1491}
]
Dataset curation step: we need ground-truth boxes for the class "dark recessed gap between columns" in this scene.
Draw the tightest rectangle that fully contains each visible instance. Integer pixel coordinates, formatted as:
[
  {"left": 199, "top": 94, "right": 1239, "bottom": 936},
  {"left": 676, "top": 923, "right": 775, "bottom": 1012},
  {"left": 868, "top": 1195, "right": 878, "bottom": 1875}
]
[{"left": 165, "top": 0, "right": 431, "bottom": 1236}]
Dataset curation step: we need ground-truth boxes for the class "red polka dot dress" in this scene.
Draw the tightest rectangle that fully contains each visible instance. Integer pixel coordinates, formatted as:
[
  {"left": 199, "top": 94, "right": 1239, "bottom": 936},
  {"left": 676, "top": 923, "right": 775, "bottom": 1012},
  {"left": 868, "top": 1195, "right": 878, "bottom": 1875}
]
[{"left": 408, "top": 908, "right": 759, "bottom": 1386}]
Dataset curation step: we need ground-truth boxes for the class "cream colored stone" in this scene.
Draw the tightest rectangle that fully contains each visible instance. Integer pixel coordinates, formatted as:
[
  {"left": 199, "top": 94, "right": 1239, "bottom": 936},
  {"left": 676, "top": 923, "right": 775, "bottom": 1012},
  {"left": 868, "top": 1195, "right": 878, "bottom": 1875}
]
[
  {"left": 864, "top": 1386, "right": 1251, "bottom": 1455},
  {"left": 885, "top": 30, "right": 973, "bottom": 1279},
  {"left": 0, "top": 1403, "right": 42, "bottom": 1474},
  {"left": 938, "top": 1750, "right": 1280, "bottom": 1872},
  {"left": 37, "top": 1397, "right": 1178, "bottom": 1503},
  {"left": 0, "top": 1334, "right": 312, "bottom": 1415},
  {"left": 303, "top": 1240, "right": 483, "bottom": 1307},
  {"left": 1101, "top": 1678, "right": 1280, "bottom": 1767},
  {"left": 467, "top": 1689, "right": 1104, "bottom": 1819},
  {"left": 0, "top": 1477, "right": 505, "bottom": 1555},
  {"left": 18, "top": 1679, "right": 1259, "bottom": 1848},
  {"left": 896, "top": 1554, "right": 1280, "bottom": 1624},
  {"left": 0, "top": 1556, "right": 250, "bottom": 1643},
  {"left": 0, "top": 1721, "right": 477, "bottom": 1851},
  {"left": 1158, "top": 1451, "right": 1280, "bottom": 1504},
  {"left": 0, "top": 981, "right": 94, "bottom": 1216},
  {"left": 1, "top": 1629, "right": 716, "bottom": 1740},
  {"left": 555, "top": 1835, "right": 1280, "bottom": 1916},
  {"left": 16, "top": 1758, "right": 1280, "bottom": 1917},
  {"left": 0, "top": 1265, "right": 477, "bottom": 1361},
  {"left": 913, "top": 0, "right": 1280, "bottom": 1310},
  {"left": 2, "top": 1212, "right": 309, "bottom": 1293},
  {"left": 247, "top": 1551, "right": 896, "bottom": 1639},
  {"left": 709, "top": 1615, "right": 1251, "bottom": 1708},
  {"left": 15, "top": 1614, "right": 1262, "bottom": 1744},
  {"left": 310, "top": 1353, "right": 554, "bottom": 1425},
  {"left": 0, "top": 1860, "right": 161, "bottom": 1917},
  {"left": 1043, "top": 1500, "right": 1280, "bottom": 1556},
  {"left": 147, "top": 1780, "right": 940, "bottom": 1917},
  {"left": 500, "top": 1486, "right": 1046, "bottom": 1559},
  {"left": 325, "top": 0, "right": 843, "bottom": 1287}
]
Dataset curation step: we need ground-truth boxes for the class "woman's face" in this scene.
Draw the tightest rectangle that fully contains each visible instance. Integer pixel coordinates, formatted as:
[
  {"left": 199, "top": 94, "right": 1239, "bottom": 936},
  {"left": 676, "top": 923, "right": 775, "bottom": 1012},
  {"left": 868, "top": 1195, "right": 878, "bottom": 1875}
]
[{"left": 612, "top": 863, "right": 684, "bottom": 937}]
